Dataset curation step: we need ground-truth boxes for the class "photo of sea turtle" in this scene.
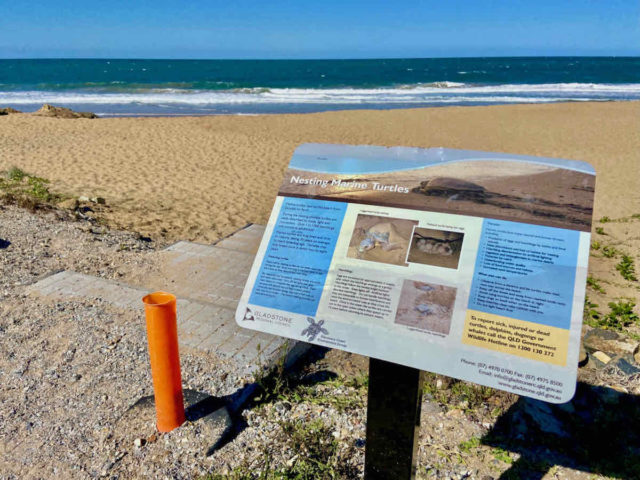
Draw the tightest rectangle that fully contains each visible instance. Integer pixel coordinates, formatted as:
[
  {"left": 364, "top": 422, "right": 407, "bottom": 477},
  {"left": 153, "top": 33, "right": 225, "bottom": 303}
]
[
  {"left": 347, "top": 214, "right": 418, "bottom": 266},
  {"left": 412, "top": 177, "right": 486, "bottom": 200},
  {"left": 278, "top": 159, "right": 595, "bottom": 232},
  {"left": 394, "top": 280, "right": 457, "bottom": 335}
]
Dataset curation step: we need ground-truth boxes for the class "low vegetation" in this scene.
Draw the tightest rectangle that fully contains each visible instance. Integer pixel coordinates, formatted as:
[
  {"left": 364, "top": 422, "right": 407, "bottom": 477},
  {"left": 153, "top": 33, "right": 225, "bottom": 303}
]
[
  {"left": 584, "top": 298, "right": 639, "bottom": 332},
  {"left": 616, "top": 255, "right": 638, "bottom": 282},
  {"left": 254, "top": 365, "right": 368, "bottom": 414},
  {"left": 0, "top": 166, "right": 61, "bottom": 209},
  {"left": 584, "top": 296, "right": 602, "bottom": 325},
  {"left": 586, "top": 276, "right": 606, "bottom": 294},
  {"left": 422, "top": 373, "right": 514, "bottom": 418},
  {"left": 204, "top": 419, "right": 348, "bottom": 479}
]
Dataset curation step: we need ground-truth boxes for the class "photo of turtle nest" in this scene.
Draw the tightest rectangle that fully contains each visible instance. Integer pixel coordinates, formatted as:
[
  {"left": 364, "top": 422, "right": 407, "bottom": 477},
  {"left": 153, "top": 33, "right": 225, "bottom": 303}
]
[
  {"left": 406, "top": 227, "right": 464, "bottom": 269},
  {"left": 394, "top": 280, "right": 457, "bottom": 335},
  {"left": 346, "top": 214, "right": 418, "bottom": 266}
]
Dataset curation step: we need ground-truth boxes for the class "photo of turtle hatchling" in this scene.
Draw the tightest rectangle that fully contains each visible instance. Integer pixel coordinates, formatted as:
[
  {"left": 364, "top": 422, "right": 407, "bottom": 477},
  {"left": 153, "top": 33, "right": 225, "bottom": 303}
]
[
  {"left": 407, "top": 227, "right": 464, "bottom": 269},
  {"left": 347, "top": 214, "right": 418, "bottom": 266},
  {"left": 394, "top": 280, "right": 457, "bottom": 335}
]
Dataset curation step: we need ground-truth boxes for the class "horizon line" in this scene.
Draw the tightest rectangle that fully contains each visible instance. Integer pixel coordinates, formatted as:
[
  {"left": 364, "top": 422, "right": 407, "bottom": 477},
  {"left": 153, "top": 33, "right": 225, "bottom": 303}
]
[{"left": 1, "top": 54, "right": 640, "bottom": 61}]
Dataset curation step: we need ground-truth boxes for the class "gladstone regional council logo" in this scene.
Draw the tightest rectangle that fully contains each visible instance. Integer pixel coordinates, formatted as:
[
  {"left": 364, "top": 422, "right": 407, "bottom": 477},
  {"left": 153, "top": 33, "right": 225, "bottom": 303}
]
[
  {"left": 301, "top": 317, "right": 329, "bottom": 341},
  {"left": 243, "top": 307, "right": 255, "bottom": 321}
]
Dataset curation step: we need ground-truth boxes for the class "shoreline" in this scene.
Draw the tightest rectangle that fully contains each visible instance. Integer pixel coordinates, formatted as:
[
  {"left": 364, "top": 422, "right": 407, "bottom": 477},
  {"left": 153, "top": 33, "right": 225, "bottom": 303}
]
[{"left": 3, "top": 98, "right": 636, "bottom": 119}]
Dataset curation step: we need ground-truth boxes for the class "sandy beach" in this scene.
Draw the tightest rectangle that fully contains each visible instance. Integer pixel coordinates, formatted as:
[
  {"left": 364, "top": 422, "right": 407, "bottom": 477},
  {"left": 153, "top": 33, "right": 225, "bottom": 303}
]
[
  {"left": 1, "top": 100, "right": 639, "bottom": 328},
  {"left": 0, "top": 101, "right": 638, "bottom": 243},
  {"left": 1, "top": 102, "right": 640, "bottom": 479}
]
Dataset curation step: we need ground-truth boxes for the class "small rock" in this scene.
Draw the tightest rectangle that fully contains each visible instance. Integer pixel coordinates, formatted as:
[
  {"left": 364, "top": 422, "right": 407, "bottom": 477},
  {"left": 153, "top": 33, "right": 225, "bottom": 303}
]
[
  {"left": 436, "top": 379, "right": 443, "bottom": 389},
  {"left": 134, "top": 438, "right": 145, "bottom": 448},
  {"left": 78, "top": 195, "right": 90, "bottom": 202},
  {"left": 445, "top": 408, "right": 464, "bottom": 418},
  {"left": 522, "top": 398, "right": 570, "bottom": 438},
  {"left": 0, "top": 107, "right": 21, "bottom": 115},
  {"left": 583, "top": 329, "right": 639, "bottom": 357},
  {"left": 593, "top": 351, "right": 612, "bottom": 364},
  {"left": 611, "top": 356, "right": 640, "bottom": 375},
  {"left": 274, "top": 401, "right": 291, "bottom": 414},
  {"left": 32, "top": 104, "right": 97, "bottom": 119},
  {"left": 610, "top": 385, "right": 629, "bottom": 394},
  {"left": 58, "top": 198, "right": 79, "bottom": 210}
]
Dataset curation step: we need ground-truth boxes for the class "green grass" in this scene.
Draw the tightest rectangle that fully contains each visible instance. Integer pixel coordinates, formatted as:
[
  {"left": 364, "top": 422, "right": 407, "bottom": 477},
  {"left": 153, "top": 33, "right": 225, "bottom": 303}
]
[
  {"left": 251, "top": 342, "right": 368, "bottom": 414},
  {"left": 584, "top": 299, "right": 639, "bottom": 332},
  {"left": 587, "top": 276, "right": 606, "bottom": 294},
  {"left": 491, "top": 447, "right": 514, "bottom": 464},
  {"left": 595, "top": 227, "right": 606, "bottom": 235},
  {"left": 616, "top": 255, "right": 638, "bottom": 282},
  {"left": 591, "top": 240, "right": 601, "bottom": 250},
  {"left": 273, "top": 377, "right": 367, "bottom": 413},
  {"left": 0, "top": 166, "right": 60, "bottom": 209},
  {"left": 583, "top": 297, "right": 602, "bottom": 326},
  {"left": 458, "top": 436, "right": 481, "bottom": 453},
  {"left": 203, "top": 419, "right": 355, "bottom": 480},
  {"left": 601, "top": 245, "right": 618, "bottom": 258},
  {"left": 7, "top": 166, "right": 26, "bottom": 181},
  {"left": 599, "top": 216, "right": 611, "bottom": 223},
  {"left": 204, "top": 367, "right": 367, "bottom": 479},
  {"left": 423, "top": 373, "right": 499, "bottom": 415}
]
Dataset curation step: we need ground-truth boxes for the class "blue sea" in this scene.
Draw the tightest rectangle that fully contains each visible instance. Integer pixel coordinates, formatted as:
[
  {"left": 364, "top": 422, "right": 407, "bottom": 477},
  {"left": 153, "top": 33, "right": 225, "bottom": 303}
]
[{"left": 1, "top": 57, "right": 639, "bottom": 116}]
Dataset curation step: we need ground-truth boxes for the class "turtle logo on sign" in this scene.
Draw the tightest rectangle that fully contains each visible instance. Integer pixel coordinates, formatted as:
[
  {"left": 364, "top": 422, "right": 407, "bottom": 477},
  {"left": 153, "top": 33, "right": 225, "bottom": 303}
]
[
  {"left": 301, "top": 317, "right": 328, "bottom": 341},
  {"left": 243, "top": 308, "right": 255, "bottom": 321}
]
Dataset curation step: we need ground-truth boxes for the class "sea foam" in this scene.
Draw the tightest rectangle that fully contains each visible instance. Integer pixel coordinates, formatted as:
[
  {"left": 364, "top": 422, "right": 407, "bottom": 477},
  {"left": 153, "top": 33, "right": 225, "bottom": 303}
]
[{"left": 2, "top": 82, "right": 639, "bottom": 114}]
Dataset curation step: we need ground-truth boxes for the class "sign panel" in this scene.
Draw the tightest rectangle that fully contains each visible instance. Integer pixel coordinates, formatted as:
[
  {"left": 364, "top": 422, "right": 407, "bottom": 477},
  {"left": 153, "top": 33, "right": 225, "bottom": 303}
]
[{"left": 236, "top": 144, "right": 595, "bottom": 403}]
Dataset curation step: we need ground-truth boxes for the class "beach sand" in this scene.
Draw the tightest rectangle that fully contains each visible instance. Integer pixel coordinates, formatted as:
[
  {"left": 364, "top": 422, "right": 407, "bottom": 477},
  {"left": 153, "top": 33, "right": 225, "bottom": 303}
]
[
  {"left": 1, "top": 103, "right": 639, "bottom": 479},
  {"left": 0, "top": 101, "right": 638, "bottom": 242}
]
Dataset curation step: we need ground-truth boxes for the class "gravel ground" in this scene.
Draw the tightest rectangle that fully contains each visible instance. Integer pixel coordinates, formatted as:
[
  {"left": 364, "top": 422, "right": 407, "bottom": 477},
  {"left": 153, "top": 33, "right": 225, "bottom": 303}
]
[{"left": 0, "top": 204, "right": 631, "bottom": 480}]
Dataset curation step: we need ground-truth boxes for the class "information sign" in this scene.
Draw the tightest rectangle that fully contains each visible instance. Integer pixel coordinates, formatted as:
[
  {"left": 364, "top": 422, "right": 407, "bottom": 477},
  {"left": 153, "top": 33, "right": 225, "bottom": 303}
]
[{"left": 236, "top": 144, "right": 595, "bottom": 403}]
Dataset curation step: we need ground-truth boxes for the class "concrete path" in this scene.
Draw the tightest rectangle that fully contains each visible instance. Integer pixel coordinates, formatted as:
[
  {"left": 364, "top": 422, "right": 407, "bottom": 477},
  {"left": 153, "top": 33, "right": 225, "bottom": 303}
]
[{"left": 27, "top": 224, "right": 307, "bottom": 376}]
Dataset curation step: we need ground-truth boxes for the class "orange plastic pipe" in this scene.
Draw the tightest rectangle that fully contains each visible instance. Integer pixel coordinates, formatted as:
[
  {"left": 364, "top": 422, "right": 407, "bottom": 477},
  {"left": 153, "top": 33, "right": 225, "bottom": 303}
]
[{"left": 142, "top": 291, "right": 185, "bottom": 432}]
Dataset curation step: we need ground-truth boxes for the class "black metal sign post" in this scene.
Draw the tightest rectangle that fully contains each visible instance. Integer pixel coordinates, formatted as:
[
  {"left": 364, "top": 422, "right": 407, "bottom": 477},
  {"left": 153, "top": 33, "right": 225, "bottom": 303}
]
[{"left": 364, "top": 358, "right": 425, "bottom": 480}]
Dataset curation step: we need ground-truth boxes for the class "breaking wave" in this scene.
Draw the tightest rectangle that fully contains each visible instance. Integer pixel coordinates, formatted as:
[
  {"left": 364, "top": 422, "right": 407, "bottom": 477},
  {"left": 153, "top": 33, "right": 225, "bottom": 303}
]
[{"left": 2, "top": 82, "right": 639, "bottom": 114}]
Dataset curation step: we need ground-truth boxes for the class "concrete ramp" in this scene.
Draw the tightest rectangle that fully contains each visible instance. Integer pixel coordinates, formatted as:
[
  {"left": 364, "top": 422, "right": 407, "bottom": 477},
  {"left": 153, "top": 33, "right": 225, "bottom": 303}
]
[{"left": 26, "top": 224, "right": 308, "bottom": 376}]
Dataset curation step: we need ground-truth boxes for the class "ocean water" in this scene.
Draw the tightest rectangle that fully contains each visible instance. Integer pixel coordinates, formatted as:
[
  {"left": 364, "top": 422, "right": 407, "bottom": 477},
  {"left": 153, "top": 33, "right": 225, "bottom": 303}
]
[{"left": 1, "top": 57, "right": 639, "bottom": 116}]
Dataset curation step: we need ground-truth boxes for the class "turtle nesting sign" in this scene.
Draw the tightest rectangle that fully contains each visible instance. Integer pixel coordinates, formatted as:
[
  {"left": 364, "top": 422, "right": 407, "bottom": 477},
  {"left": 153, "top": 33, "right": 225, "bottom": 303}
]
[{"left": 236, "top": 143, "right": 595, "bottom": 403}]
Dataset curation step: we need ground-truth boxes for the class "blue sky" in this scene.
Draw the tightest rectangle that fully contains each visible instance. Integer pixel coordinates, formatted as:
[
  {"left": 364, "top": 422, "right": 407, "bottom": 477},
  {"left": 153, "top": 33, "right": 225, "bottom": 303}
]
[{"left": 1, "top": 0, "right": 638, "bottom": 58}]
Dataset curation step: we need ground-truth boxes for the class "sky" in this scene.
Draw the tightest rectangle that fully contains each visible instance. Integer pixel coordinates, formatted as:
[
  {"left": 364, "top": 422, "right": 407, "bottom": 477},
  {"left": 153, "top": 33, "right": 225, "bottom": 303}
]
[{"left": 1, "top": 0, "right": 639, "bottom": 59}]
